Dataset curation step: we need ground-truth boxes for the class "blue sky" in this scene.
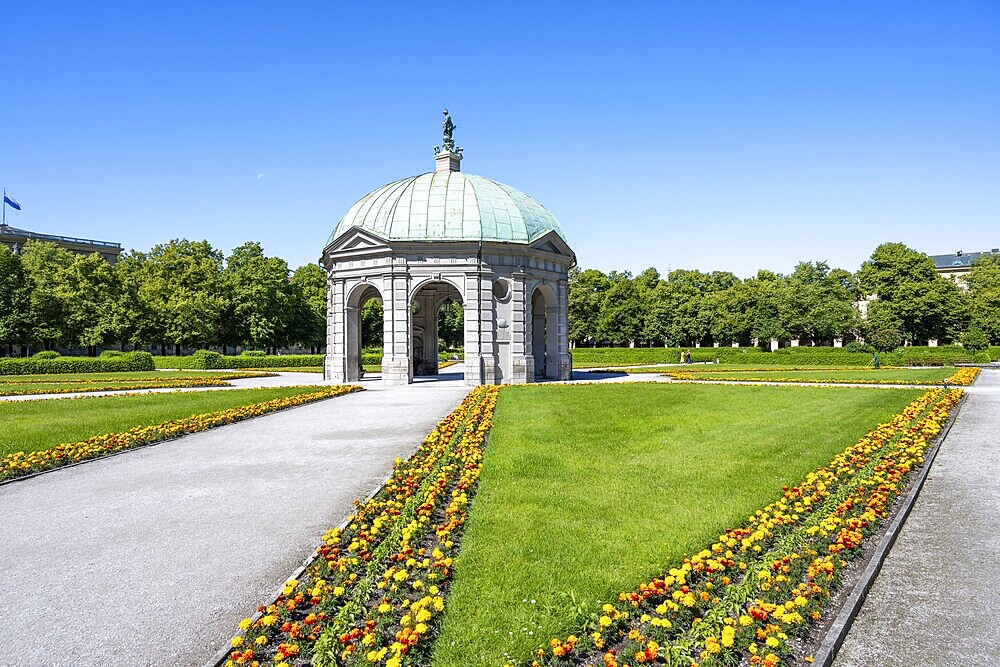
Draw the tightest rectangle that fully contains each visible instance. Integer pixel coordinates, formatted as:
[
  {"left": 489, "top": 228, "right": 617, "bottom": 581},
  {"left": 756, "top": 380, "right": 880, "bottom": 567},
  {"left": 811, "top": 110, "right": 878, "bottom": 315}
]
[{"left": 2, "top": 2, "right": 997, "bottom": 277}]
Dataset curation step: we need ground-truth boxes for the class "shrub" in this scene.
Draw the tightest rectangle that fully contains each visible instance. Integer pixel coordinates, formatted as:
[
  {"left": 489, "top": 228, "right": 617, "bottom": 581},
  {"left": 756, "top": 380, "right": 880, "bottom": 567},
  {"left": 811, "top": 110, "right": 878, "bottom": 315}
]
[
  {"left": 990, "top": 347, "right": 1000, "bottom": 362},
  {"left": 973, "top": 352, "right": 992, "bottom": 363},
  {"left": 99, "top": 350, "right": 124, "bottom": 358},
  {"left": 960, "top": 328, "right": 990, "bottom": 353},
  {"left": 0, "top": 351, "right": 155, "bottom": 375},
  {"left": 844, "top": 341, "right": 874, "bottom": 354},
  {"left": 32, "top": 351, "right": 61, "bottom": 359},
  {"left": 240, "top": 350, "right": 267, "bottom": 357},
  {"left": 191, "top": 349, "right": 225, "bottom": 369},
  {"left": 867, "top": 328, "right": 902, "bottom": 352},
  {"left": 153, "top": 353, "right": 326, "bottom": 370}
]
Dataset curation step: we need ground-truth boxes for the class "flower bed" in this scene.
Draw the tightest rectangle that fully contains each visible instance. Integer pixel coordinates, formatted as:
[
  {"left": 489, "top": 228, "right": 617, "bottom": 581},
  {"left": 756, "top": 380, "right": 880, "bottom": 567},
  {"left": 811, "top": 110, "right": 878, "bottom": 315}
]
[
  {"left": 0, "top": 385, "right": 362, "bottom": 481},
  {"left": 661, "top": 367, "right": 978, "bottom": 386},
  {"left": 223, "top": 385, "right": 499, "bottom": 667},
  {"left": 0, "top": 371, "right": 276, "bottom": 396},
  {"left": 532, "top": 387, "right": 963, "bottom": 667}
]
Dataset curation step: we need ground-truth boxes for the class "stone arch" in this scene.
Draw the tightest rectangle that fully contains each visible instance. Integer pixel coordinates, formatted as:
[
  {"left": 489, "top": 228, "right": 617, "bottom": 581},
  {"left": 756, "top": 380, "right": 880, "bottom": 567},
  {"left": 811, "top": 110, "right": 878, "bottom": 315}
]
[
  {"left": 529, "top": 283, "right": 560, "bottom": 380},
  {"left": 409, "top": 280, "right": 464, "bottom": 379},
  {"left": 345, "top": 281, "right": 384, "bottom": 382}
]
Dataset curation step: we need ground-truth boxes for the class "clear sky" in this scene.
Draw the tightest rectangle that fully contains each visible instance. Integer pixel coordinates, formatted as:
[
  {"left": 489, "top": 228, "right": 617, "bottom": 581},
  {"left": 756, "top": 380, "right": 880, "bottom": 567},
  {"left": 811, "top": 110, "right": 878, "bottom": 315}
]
[{"left": 2, "top": 2, "right": 997, "bottom": 278}]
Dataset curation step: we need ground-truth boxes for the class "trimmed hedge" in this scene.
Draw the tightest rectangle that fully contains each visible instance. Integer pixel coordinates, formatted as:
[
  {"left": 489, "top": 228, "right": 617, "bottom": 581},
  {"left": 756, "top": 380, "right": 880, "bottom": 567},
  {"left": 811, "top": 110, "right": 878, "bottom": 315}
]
[
  {"left": 571, "top": 345, "right": 980, "bottom": 368},
  {"left": 0, "top": 351, "right": 156, "bottom": 376},
  {"left": 154, "top": 352, "right": 325, "bottom": 370}
]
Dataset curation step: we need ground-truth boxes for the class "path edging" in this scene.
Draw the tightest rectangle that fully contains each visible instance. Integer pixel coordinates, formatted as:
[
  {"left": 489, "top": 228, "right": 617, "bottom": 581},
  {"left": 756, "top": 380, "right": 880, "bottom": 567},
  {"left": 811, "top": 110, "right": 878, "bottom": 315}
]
[
  {"left": 201, "top": 479, "right": 390, "bottom": 667},
  {"left": 810, "top": 390, "right": 967, "bottom": 667},
  {"left": 0, "top": 388, "right": 359, "bottom": 488}
]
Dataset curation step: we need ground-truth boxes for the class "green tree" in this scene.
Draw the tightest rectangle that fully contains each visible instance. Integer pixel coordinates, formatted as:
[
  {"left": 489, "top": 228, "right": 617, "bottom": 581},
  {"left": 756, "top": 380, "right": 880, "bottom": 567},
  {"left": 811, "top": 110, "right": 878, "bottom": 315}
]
[
  {"left": 967, "top": 254, "right": 1000, "bottom": 343},
  {"left": 567, "top": 268, "right": 611, "bottom": 346},
  {"left": 63, "top": 252, "right": 119, "bottom": 355},
  {"left": 779, "top": 262, "right": 860, "bottom": 343},
  {"left": 858, "top": 243, "right": 968, "bottom": 343},
  {"left": 110, "top": 251, "right": 154, "bottom": 350},
  {"left": 224, "top": 242, "right": 296, "bottom": 353},
  {"left": 438, "top": 302, "right": 464, "bottom": 350},
  {"left": 289, "top": 263, "right": 328, "bottom": 352},
  {"left": 142, "top": 239, "right": 226, "bottom": 354},
  {"left": 863, "top": 300, "right": 904, "bottom": 352},
  {"left": 0, "top": 246, "right": 33, "bottom": 354},
  {"left": 19, "top": 240, "right": 76, "bottom": 350},
  {"left": 597, "top": 277, "right": 646, "bottom": 345},
  {"left": 361, "top": 299, "right": 384, "bottom": 349}
]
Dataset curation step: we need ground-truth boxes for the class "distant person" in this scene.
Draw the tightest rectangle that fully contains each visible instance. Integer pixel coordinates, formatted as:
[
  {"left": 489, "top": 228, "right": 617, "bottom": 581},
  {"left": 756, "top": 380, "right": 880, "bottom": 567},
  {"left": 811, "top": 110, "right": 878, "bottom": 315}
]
[
  {"left": 685, "top": 350, "right": 692, "bottom": 364},
  {"left": 873, "top": 352, "right": 880, "bottom": 369},
  {"left": 680, "top": 349, "right": 685, "bottom": 364}
]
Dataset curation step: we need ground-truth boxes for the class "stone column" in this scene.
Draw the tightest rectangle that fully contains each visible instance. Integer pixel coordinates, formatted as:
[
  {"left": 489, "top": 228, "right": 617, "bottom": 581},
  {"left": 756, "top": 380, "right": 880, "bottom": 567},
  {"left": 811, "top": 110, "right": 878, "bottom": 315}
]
[
  {"left": 325, "top": 279, "right": 347, "bottom": 383},
  {"left": 791, "top": 339, "right": 800, "bottom": 347},
  {"left": 732, "top": 341, "right": 740, "bottom": 348},
  {"left": 381, "top": 268, "right": 411, "bottom": 385},
  {"left": 555, "top": 279, "right": 572, "bottom": 381},
  {"left": 464, "top": 270, "right": 498, "bottom": 385},
  {"left": 770, "top": 339, "right": 779, "bottom": 352},
  {"left": 509, "top": 271, "right": 533, "bottom": 383},
  {"left": 834, "top": 338, "right": 843, "bottom": 348}
]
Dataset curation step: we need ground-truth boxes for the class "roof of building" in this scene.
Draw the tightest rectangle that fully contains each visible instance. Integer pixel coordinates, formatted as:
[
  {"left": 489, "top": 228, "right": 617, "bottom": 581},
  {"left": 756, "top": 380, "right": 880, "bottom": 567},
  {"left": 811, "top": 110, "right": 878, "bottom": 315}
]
[
  {"left": 328, "top": 171, "right": 567, "bottom": 247},
  {"left": 929, "top": 248, "right": 999, "bottom": 270},
  {"left": 0, "top": 223, "right": 122, "bottom": 251}
]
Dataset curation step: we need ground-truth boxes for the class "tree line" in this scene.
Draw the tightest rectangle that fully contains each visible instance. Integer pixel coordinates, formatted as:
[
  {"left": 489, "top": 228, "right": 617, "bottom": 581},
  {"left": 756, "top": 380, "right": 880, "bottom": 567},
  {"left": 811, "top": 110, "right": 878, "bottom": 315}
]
[
  {"left": 3, "top": 239, "right": 998, "bottom": 357},
  {"left": 569, "top": 242, "right": 1000, "bottom": 350},
  {"left": 0, "top": 239, "right": 327, "bottom": 356}
]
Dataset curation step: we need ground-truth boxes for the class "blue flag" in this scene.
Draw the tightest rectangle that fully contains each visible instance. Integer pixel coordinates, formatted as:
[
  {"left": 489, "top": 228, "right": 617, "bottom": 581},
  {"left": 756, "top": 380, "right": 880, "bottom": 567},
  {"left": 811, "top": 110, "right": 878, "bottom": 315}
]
[{"left": 3, "top": 193, "right": 20, "bottom": 210}]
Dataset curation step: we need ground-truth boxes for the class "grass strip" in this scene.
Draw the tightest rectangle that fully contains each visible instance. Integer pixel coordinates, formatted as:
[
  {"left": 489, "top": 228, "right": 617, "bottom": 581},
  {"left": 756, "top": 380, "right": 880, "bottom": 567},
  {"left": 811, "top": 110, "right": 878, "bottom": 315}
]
[
  {"left": 661, "top": 366, "right": 978, "bottom": 386},
  {"left": 0, "top": 385, "right": 362, "bottom": 481},
  {"left": 0, "top": 370, "right": 276, "bottom": 395},
  {"left": 223, "top": 387, "right": 498, "bottom": 667},
  {"left": 533, "top": 388, "right": 962, "bottom": 667}
]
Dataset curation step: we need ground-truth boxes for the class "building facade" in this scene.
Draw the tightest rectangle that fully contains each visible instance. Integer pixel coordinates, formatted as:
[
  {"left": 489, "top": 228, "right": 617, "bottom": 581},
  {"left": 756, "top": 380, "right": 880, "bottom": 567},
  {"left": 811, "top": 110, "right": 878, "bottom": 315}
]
[{"left": 0, "top": 223, "right": 123, "bottom": 263}]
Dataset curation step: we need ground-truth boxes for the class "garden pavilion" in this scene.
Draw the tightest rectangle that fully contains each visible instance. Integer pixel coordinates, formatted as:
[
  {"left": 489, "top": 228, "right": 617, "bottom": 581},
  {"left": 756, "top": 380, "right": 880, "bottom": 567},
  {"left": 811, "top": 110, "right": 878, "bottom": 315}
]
[{"left": 321, "top": 112, "right": 575, "bottom": 386}]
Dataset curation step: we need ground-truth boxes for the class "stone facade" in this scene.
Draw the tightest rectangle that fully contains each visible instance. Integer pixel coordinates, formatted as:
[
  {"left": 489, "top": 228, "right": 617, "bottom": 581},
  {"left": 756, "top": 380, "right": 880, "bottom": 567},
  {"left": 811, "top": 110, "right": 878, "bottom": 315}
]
[{"left": 321, "top": 231, "right": 574, "bottom": 386}]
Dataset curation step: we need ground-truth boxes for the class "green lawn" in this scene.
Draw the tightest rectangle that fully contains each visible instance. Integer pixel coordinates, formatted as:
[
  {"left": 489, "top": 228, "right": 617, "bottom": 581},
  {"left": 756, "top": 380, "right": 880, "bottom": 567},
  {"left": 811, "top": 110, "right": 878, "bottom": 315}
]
[
  {"left": 0, "top": 386, "right": 326, "bottom": 456},
  {"left": 431, "top": 383, "right": 921, "bottom": 666},
  {"left": 0, "top": 370, "right": 273, "bottom": 395},
  {"left": 670, "top": 367, "right": 956, "bottom": 383}
]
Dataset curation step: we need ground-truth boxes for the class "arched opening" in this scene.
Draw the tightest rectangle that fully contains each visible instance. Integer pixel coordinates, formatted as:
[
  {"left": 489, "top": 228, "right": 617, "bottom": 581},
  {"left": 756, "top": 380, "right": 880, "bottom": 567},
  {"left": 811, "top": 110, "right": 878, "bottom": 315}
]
[
  {"left": 410, "top": 280, "right": 464, "bottom": 381},
  {"left": 531, "top": 285, "right": 560, "bottom": 380},
  {"left": 346, "top": 282, "right": 383, "bottom": 382}
]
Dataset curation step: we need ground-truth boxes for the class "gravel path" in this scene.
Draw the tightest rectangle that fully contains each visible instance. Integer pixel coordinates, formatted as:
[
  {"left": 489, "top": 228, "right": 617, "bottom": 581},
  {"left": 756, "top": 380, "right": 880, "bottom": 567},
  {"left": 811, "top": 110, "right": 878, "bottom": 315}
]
[
  {"left": 0, "top": 377, "right": 470, "bottom": 667},
  {"left": 833, "top": 369, "right": 1000, "bottom": 666}
]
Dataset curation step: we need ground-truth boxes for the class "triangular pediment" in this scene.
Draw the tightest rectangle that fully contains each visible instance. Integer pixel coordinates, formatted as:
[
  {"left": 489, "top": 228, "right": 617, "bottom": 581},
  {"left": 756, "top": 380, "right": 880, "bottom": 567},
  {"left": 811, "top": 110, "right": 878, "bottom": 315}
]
[
  {"left": 325, "top": 227, "right": 390, "bottom": 255},
  {"left": 529, "top": 230, "right": 576, "bottom": 263}
]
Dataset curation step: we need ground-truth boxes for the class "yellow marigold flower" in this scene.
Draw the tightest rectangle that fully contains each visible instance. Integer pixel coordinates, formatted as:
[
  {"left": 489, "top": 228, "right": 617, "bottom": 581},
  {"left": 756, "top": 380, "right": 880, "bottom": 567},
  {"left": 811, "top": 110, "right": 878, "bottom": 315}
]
[
  {"left": 238, "top": 618, "right": 252, "bottom": 631},
  {"left": 231, "top": 636, "right": 244, "bottom": 648},
  {"left": 599, "top": 616, "right": 612, "bottom": 628}
]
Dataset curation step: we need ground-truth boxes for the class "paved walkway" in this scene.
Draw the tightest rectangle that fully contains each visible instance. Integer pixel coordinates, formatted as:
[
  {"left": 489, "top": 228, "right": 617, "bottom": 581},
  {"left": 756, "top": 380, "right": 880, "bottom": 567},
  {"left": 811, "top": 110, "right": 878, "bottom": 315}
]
[
  {"left": 0, "top": 378, "right": 470, "bottom": 667},
  {"left": 834, "top": 369, "right": 1000, "bottom": 666}
]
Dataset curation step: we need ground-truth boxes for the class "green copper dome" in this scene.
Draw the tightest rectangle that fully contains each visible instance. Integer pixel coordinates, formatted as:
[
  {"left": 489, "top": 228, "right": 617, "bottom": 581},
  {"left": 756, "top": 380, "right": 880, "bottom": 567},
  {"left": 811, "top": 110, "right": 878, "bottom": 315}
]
[{"left": 328, "top": 171, "right": 567, "bottom": 246}]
